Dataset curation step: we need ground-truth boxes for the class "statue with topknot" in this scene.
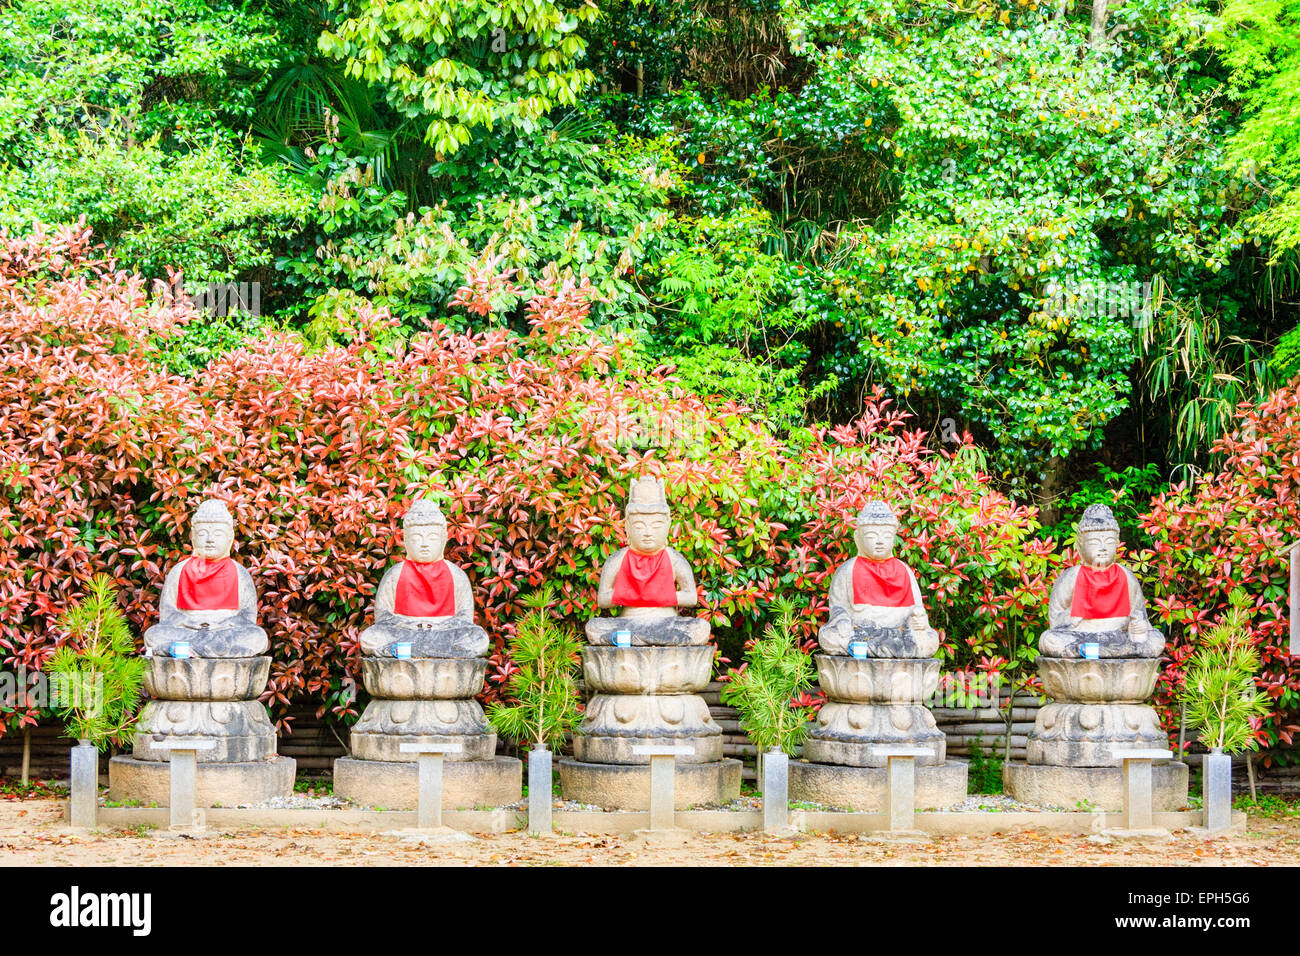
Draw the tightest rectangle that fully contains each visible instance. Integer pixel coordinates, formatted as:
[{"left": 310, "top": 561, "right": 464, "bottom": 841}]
[
  {"left": 335, "top": 496, "right": 521, "bottom": 809},
  {"left": 359, "top": 498, "right": 489, "bottom": 658},
  {"left": 788, "top": 497, "right": 967, "bottom": 810},
  {"left": 1004, "top": 502, "right": 1186, "bottom": 810},
  {"left": 817, "top": 500, "right": 939, "bottom": 658},
  {"left": 1038, "top": 503, "right": 1162, "bottom": 659},
  {"left": 143, "top": 499, "right": 269, "bottom": 659},
  {"left": 559, "top": 474, "right": 738, "bottom": 809},
  {"left": 584, "top": 476, "right": 710, "bottom": 645}
]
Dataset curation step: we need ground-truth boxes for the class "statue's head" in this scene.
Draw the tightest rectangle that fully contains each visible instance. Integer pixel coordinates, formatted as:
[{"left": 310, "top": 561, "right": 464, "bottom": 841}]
[
  {"left": 1076, "top": 504, "right": 1120, "bottom": 568},
  {"left": 403, "top": 499, "right": 447, "bottom": 563},
  {"left": 853, "top": 500, "right": 899, "bottom": 561},
  {"left": 624, "top": 476, "right": 670, "bottom": 555},
  {"left": 191, "top": 498, "right": 235, "bottom": 561}
]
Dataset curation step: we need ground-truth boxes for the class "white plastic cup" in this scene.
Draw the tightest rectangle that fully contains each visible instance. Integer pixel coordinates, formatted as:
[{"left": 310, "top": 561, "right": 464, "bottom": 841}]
[
  {"left": 393, "top": 642, "right": 413, "bottom": 660},
  {"left": 849, "top": 641, "right": 868, "bottom": 659},
  {"left": 613, "top": 630, "right": 632, "bottom": 648},
  {"left": 170, "top": 641, "right": 192, "bottom": 659},
  {"left": 1081, "top": 642, "right": 1100, "bottom": 660}
]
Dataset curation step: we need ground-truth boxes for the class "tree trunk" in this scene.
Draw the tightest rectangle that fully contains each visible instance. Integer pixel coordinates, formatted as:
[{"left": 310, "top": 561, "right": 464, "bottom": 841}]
[
  {"left": 1089, "top": 0, "right": 1109, "bottom": 46},
  {"left": 20, "top": 726, "right": 31, "bottom": 787},
  {"left": 1036, "top": 455, "right": 1071, "bottom": 529}
]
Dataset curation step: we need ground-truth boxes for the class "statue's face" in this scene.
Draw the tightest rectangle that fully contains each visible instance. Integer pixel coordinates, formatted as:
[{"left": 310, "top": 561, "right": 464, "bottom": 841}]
[
  {"left": 404, "top": 523, "right": 447, "bottom": 563},
  {"left": 855, "top": 523, "right": 897, "bottom": 561},
  {"left": 626, "top": 511, "right": 670, "bottom": 554},
  {"left": 191, "top": 520, "right": 234, "bottom": 561},
  {"left": 1077, "top": 529, "right": 1118, "bottom": 568}
]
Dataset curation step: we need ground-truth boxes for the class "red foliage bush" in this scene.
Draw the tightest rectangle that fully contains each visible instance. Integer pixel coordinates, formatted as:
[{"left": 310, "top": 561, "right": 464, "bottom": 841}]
[
  {"left": 0, "top": 226, "right": 1050, "bottom": 737},
  {"left": 1140, "top": 385, "right": 1300, "bottom": 761}
]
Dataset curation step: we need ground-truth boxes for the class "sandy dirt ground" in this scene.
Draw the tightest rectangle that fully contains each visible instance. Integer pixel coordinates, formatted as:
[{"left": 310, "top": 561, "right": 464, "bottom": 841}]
[{"left": 1, "top": 796, "right": 1299, "bottom": 865}]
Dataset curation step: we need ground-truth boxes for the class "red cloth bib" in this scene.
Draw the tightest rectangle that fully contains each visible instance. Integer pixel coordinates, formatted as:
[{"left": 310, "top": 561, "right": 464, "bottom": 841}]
[
  {"left": 394, "top": 560, "right": 456, "bottom": 617},
  {"left": 852, "top": 557, "right": 913, "bottom": 607},
  {"left": 611, "top": 550, "right": 677, "bottom": 607},
  {"left": 176, "top": 557, "right": 240, "bottom": 611},
  {"left": 1070, "top": 564, "right": 1131, "bottom": 618}
]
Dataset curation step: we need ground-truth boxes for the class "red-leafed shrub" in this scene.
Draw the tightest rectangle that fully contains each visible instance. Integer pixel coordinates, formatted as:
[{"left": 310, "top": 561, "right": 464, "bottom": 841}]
[
  {"left": 0, "top": 226, "right": 1049, "bottom": 737},
  {"left": 1139, "top": 385, "right": 1300, "bottom": 762}
]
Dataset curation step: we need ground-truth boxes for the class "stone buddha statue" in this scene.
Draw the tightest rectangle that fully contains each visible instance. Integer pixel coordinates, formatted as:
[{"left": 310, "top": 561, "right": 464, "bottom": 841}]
[
  {"left": 585, "top": 476, "right": 710, "bottom": 645},
  {"left": 359, "top": 498, "right": 490, "bottom": 659},
  {"left": 817, "top": 500, "right": 939, "bottom": 658},
  {"left": 1039, "top": 503, "right": 1163, "bottom": 659},
  {"left": 142, "top": 499, "right": 269, "bottom": 659}
]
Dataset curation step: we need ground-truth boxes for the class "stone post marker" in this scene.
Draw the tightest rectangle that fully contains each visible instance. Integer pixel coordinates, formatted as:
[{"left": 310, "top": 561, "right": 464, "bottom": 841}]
[
  {"left": 1202, "top": 750, "right": 1233, "bottom": 833},
  {"left": 1004, "top": 505, "right": 1188, "bottom": 811},
  {"left": 334, "top": 498, "right": 521, "bottom": 810},
  {"left": 69, "top": 740, "right": 98, "bottom": 828},
  {"left": 873, "top": 745, "right": 934, "bottom": 834},
  {"left": 789, "top": 501, "right": 967, "bottom": 810},
  {"left": 632, "top": 743, "right": 695, "bottom": 830},
  {"left": 109, "top": 500, "right": 295, "bottom": 806},
  {"left": 761, "top": 749, "right": 790, "bottom": 833},
  {"left": 399, "top": 741, "right": 462, "bottom": 829},
  {"left": 559, "top": 476, "right": 740, "bottom": 809},
  {"left": 150, "top": 737, "right": 216, "bottom": 830},
  {"left": 528, "top": 745, "right": 552, "bottom": 836}
]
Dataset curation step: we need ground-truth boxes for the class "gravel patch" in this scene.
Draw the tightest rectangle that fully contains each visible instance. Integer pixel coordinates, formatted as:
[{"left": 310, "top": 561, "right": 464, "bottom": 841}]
[
  {"left": 940, "top": 794, "right": 1042, "bottom": 812},
  {"left": 233, "top": 794, "right": 351, "bottom": 810}
]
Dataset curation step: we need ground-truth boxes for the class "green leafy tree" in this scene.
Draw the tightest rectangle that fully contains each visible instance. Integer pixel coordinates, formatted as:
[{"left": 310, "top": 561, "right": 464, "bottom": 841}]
[
  {"left": 47, "top": 575, "right": 147, "bottom": 751},
  {"left": 1212, "top": 0, "right": 1300, "bottom": 258},
  {"left": 486, "top": 588, "right": 584, "bottom": 751},
  {"left": 0, "top": 0, "right": 312, "bottom": 284},
  {"left": 1177, "top": 589, "right": 1271, "bottom": 754},
  {"left": 720, "top": 598, "right": 817, "bottom": 754},
  {"left": 318, "top": 0, "right": 599, "bottom": 156}
]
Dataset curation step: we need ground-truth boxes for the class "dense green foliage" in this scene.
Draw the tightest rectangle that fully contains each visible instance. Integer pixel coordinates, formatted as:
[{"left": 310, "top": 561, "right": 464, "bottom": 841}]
[
  {"left": 2, "top": 0, "right": 1300, "bottom": 758},
  {"left": 0, "top": 0, "right": 312, "bottom": 283},
  {"left": 1212, "top": 0, "right": 1300, "bottom": 258}
]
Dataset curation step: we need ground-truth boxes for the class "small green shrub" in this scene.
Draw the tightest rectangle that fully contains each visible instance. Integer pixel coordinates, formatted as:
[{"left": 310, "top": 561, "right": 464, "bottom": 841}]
[
  {"left": 486, "top": 587, "right": 584, "bottom": 752},
  {"left": 967, "top": 733, "right": 1004, "bottom": 796},
  {"left": 720, "top": 598, "right": 818, "bottom": 755},
  {"left": 47, "top": 575, "right": 146, "bottom": 751},
  {"left": 1177, "top": 589, "right": 1271, "bottom": 754}
]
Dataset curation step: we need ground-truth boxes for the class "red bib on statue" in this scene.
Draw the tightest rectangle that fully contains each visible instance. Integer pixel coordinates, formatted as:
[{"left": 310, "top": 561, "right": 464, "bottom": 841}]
[
  {"left": 612, "top": 550, "right": 677, "bottom": 607},
  {"left": 395, "top": 560, "right": 456, "bottom": 617},
  {"left": 176, "top": 557, "right": 240, "bottom": 611},
  {"left": 852, "top": 556, "right": 913, "bottom": 607},
  {"left": 1070, "top": 564, "right": 1130, "bottom": 618}
]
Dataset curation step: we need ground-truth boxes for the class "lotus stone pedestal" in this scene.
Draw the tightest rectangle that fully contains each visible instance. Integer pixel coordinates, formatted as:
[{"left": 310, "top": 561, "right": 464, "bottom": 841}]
[
  {"left": 563, "top": 642, "right": 739, "bottom": 809},
  {"left": 109, "top": 656, "right": 295, "bottom": 807},
  {"left": 333, "top": 657, "right": 521, "bottom": 808},
  {"left": 1005, "top": 658, "right": 1189, "bottom": 810},
  {"left": 791, "top": 656, "right": 966, "bottom": 808}
]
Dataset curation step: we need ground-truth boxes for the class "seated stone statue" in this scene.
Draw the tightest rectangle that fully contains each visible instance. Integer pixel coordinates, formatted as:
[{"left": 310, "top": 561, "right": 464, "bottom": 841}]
[
  {"left": 817, "top": 500, "right": 939, "bottom": 659},
  {"left": 1039, "top": 503, "right": 1163, "bottom": 659},
  {"left": 143, "top": 499, "right": 269, "bottom": 659},
  {"left": 359, "top": 499, "right": 490, "bottom": 659},
  {"left": 585, "top": 476, "right": 710, "bottom": 646}
]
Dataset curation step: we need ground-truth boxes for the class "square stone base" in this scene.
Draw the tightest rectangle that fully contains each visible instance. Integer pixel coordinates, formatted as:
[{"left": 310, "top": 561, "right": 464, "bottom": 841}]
[
  {"left": 333, "top": 756, "right": 522, "bottom": 810},
  {"left": 788, "top": 759, "right": 969, "bottom": 811},
  {"left": 108, "top": 755, "right": 296, "bottom": 807},
  {"left": 1003, "top": 761, "right": 1189, "bottom": 811},
  {"left": 558, "top": 757, "right": 741, "bottom": 810}
]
